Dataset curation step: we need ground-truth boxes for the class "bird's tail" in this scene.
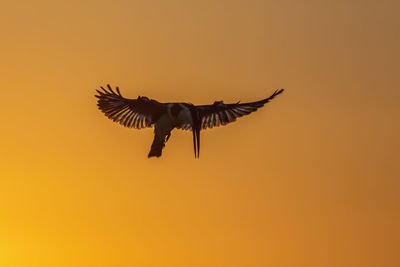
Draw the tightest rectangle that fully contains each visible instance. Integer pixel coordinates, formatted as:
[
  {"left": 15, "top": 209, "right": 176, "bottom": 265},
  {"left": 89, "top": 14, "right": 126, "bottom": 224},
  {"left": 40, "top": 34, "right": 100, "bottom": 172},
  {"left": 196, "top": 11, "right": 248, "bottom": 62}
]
[
  {"left": 148, "top": 134, "right": 169, "bottom": 158},
  {"left": 192, "top": 128, "right": 200, "bottom": 158}
]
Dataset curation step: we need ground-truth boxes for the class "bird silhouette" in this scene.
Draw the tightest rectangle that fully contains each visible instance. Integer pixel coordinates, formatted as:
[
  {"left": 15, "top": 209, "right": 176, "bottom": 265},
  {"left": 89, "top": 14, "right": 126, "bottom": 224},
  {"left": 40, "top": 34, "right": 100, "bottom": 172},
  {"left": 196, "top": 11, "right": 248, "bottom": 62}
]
[{"left": 95, "top": 85, "right": 284, "bottom": 158}]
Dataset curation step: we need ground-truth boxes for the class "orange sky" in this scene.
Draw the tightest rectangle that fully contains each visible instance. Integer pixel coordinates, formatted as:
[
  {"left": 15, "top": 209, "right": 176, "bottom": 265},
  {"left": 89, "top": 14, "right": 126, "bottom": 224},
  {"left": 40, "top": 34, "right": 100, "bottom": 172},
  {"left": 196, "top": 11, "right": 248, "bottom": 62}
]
[{"left": 1, "top": 0, "right": 399, "bottom": 266}]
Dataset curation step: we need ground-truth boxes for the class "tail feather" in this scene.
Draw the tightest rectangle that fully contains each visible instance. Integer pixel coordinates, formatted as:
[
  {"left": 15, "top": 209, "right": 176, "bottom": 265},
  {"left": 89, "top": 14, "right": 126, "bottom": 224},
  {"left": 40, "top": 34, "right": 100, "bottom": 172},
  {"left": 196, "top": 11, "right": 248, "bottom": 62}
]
[
  {"left": 192, "top": 130, "right": 196, "bottom": 158},
  {"left": 190, "top": 108, "right": 202, "bottom": 159},
  {"left": 192, "top": 128, "right": 201, "bottom": 158},
  {"left": 196, "top": 128, "right": 200, "bottom": 158}
]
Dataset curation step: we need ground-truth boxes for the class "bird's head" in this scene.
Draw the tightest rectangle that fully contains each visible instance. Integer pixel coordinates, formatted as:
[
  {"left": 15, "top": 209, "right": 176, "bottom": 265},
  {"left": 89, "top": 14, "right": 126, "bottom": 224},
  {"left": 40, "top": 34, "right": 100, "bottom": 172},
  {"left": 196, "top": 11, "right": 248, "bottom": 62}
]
[{"left": 137, "top": 96, "right": 149, "bottom": 101}]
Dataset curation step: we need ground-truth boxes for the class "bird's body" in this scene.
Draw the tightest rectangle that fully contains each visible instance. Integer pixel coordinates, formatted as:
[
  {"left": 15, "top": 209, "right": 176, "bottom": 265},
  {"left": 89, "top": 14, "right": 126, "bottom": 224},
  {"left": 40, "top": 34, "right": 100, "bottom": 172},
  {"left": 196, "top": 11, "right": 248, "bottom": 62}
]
[
  {"left": 95, "top": 85, "right": 284, "bottom": 158},
  {"left": 148, "top": 103, "right": 193, "bottom": 157}
]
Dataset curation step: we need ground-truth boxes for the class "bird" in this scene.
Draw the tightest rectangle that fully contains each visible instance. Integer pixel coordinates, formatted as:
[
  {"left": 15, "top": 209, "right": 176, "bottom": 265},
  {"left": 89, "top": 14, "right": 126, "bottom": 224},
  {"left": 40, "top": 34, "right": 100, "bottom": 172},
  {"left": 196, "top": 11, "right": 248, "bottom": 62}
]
[{"left": 95, "top": 85, "right": 284, "bottom": 158}]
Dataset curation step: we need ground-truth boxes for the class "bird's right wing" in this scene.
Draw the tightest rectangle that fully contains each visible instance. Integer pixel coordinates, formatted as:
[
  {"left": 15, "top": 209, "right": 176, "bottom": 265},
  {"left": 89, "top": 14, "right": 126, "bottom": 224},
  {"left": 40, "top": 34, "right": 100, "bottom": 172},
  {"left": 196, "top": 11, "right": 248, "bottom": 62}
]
[
  {"left": 95, "top": 85, "right": 167, "bottom": 129},
  {"left": 196, "top": 89, "right": 284, "bottom": 130}
]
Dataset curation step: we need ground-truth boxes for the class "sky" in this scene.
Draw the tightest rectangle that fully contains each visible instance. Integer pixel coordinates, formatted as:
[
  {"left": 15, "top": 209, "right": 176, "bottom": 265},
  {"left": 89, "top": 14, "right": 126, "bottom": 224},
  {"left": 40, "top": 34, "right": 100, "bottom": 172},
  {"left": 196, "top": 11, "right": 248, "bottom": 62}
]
[{"left": 1, "top": 0, "right": 399, "bottom": 266}]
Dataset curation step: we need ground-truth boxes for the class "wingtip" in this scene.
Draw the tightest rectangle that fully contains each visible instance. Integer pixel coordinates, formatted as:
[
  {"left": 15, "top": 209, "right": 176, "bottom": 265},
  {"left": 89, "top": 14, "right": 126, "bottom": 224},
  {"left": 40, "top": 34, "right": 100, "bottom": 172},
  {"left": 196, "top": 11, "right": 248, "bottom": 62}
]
[
  {"left": 96, "top": 84, "right": 123, "bottom": 97},
  {"left": 100, "top": 86, "right": 108, "bottom": 94},
  {"left": 257, "top": 88, "right": 285, "bottom": 104},
  {"left": 116, "top": 86, "right": 122, "bottom": 96},
  {"left": 107, "top": 84, "right": 117, "bottom": 95}
]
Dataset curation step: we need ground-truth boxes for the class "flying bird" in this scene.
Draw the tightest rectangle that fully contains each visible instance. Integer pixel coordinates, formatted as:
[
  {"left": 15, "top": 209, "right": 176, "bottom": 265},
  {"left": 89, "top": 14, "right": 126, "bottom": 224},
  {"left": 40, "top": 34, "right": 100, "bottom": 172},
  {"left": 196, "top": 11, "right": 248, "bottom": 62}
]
[{"left": 95, "top": 85, "right": 284, "bottom": 158}]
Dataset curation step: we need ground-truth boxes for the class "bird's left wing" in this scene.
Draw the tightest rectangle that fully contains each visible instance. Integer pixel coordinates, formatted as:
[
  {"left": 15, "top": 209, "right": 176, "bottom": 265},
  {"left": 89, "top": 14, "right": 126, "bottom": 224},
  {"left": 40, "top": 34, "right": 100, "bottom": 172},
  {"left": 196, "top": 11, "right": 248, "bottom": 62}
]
[
  {"left": 196, "top": 89, "right": 284, "bottom": 130},
  {"left": 95, "top": 84, "right": 167, "bottom": 129}
]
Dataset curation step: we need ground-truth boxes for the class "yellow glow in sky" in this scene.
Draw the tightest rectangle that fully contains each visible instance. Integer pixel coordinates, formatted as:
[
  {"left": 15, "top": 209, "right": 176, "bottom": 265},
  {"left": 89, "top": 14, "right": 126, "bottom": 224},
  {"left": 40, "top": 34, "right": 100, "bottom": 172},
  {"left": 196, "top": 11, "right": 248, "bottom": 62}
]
[{"left": 1, "top": 0, "right": 399, "bottom": 266}]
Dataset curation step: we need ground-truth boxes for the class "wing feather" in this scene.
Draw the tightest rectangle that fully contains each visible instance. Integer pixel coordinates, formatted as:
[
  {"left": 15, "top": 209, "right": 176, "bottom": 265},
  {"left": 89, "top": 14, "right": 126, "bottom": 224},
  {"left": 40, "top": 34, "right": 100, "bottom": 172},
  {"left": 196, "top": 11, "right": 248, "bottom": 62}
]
[
  {"left": 95, "top": 84, "right": 166, "bottom": 129},
  {"left": 196, "top": 89, "right": 284, "bottom": 130}
]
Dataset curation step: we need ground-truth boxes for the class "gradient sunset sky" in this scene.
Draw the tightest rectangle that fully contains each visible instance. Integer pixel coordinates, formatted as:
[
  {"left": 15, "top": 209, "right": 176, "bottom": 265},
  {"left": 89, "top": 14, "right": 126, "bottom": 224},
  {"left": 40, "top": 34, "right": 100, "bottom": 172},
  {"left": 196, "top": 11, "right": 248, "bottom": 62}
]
[{"left": 1, "top": 0, "right": 399, "bottom": 266}]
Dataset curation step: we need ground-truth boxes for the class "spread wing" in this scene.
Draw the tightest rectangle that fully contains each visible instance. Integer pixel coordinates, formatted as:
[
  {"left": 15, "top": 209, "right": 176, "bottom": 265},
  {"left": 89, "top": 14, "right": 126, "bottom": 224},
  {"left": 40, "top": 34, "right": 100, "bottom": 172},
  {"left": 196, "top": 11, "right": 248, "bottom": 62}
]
[
  {"left": 95, "top": 84, "right": 167, "bottom": 129},
  {"left": 196, "top": 89, "right": 284, "bottom": 130}
]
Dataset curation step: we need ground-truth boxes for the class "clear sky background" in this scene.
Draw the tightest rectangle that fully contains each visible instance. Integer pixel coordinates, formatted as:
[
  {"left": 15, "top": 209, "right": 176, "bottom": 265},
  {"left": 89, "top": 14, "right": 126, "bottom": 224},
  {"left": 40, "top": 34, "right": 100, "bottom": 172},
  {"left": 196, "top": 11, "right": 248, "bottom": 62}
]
[{"left": 1, "top": 0, "right": 399, "bottom": 266}]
